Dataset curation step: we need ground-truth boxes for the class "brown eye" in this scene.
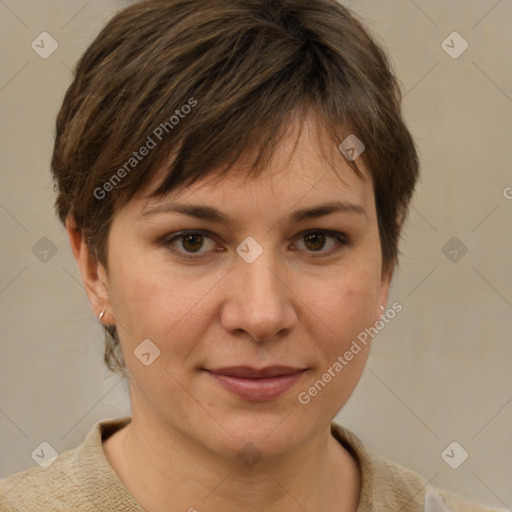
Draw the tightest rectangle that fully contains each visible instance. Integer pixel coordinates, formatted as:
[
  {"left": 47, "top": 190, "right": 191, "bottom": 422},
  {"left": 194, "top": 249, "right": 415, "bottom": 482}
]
[
  {"left": 181, "top": 233, "right": 206, "bottom": 253},
  {"left": 303, "top": 232, "right": 328, "bottom": 251},
  {"left": 294, "top": 230, "right": 348, "bottom": 258},
  {"left": 164, "top": 230, "right": 217, "bottom": 259},
  {"left": 163, "top": 229, "right": 348, "bottom": 261}
]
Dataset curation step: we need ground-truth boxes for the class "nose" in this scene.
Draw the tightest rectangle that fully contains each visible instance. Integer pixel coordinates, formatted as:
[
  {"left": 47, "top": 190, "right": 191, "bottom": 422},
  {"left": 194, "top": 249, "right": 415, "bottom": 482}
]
[{"left": 220, "top": 248, "right": 297, "bottom": 343}]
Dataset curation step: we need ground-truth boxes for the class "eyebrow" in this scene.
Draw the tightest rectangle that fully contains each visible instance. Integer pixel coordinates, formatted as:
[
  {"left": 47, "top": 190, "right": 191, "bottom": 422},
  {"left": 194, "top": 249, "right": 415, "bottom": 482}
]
[{"left": 141, "top": 200, "right": 367, "bottom": 224}]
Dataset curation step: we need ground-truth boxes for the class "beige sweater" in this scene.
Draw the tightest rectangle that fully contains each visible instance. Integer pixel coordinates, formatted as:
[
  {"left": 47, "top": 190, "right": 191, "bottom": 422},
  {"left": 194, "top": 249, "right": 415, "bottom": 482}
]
[{"left": 0, "top": 416, "right": 504, "bottom": 511}]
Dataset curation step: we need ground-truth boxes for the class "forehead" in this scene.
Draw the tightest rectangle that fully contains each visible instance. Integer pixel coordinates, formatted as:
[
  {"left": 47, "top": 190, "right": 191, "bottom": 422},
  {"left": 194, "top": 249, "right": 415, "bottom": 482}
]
[{"left": 132, "top": 114, "right": 374, "bottom": 220}]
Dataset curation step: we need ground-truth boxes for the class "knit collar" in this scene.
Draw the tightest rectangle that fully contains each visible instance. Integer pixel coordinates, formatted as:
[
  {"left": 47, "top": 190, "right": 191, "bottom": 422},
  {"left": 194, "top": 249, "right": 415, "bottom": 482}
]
[{"left": 79, "top": 416, "right": 377, "bottom": 511}]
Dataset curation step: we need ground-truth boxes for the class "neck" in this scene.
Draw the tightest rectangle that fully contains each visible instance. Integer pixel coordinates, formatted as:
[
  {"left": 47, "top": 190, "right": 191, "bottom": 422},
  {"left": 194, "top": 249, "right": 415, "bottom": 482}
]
[{"left": 103, "top": 412, "right": 360, "bottom": 512}]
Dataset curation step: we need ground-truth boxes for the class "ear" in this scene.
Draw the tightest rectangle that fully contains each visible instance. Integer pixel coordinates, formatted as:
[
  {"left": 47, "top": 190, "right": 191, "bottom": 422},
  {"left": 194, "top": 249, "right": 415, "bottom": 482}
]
[
  {"left": 375, "top": 217, "right": 403, "bottom": 319},
  {"left": 66, "top": 216, "right": 114, "bottom": 325},
  {"left": 376, "top": 263, "right": 394, "bottom": 323}
]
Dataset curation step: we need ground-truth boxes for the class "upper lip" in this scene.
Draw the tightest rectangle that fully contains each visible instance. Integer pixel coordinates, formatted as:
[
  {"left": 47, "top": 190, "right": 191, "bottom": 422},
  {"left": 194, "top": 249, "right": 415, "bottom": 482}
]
[{"left": 206, "top": 366, "right": 306, "bottom": 378}]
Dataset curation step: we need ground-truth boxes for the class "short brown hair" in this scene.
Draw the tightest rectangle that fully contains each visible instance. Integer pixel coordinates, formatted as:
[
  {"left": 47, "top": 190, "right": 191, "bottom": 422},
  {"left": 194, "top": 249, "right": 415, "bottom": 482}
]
[{"left": 51, "top": 0, "right": 420, "bottom": 376}]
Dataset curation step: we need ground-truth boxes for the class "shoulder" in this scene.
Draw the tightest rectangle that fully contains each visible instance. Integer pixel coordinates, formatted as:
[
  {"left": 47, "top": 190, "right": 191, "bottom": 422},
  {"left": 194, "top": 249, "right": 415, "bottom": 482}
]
[
  {"left": 0, "top": 444, "right": 82, "bottom": 510},
  {"left": 370, "top": 450, "right": 502, "bottom": 512},
  {"left": 330, "top": 422, "right": 505, "bottom": 512},
  {"left": 0, "top": 416, "right": 138, "bottom": 511}
]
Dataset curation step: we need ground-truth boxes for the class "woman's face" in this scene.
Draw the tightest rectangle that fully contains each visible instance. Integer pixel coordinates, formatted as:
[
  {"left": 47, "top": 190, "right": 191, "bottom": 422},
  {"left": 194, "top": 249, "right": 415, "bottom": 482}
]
[{"left": 89, "top": 117, "right": 391, "bottom": 459}]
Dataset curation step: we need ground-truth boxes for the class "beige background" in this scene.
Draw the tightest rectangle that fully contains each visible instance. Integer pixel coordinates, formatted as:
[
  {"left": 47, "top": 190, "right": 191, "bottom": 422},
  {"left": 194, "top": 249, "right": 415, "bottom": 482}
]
[{"left": 1, "top": 0, "right": 511, "bottom": 509}]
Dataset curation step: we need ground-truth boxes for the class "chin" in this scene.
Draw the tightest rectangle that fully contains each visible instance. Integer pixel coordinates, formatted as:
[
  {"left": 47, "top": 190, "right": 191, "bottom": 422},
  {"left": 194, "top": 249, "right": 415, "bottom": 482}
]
[{"left": 201, "top": 407, "right": 312, "bottom": 459}]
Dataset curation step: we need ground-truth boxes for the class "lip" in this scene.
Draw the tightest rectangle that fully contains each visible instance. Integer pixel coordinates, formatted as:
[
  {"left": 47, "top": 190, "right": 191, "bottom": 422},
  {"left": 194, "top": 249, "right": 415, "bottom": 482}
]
[{"left": 204, "top": 366, "right": 307, "bottom": 401}]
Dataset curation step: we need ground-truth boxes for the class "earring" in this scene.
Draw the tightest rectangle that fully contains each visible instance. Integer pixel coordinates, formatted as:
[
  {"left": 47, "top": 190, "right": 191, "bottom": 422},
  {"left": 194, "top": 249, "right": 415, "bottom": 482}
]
[
  {"left": 99, "top": 310, "right": 105, "bottom": 321},
  {"left": 379, "top": 305, "right": 385, "bottom": 320}
]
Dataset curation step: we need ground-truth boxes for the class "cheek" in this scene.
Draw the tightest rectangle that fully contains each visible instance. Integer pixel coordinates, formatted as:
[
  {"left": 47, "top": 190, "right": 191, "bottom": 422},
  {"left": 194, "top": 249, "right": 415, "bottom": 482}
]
[
  {"left": 297, "top": 274, "right": 380, "bottom": 411},
  {"left": 108, "top": 254, "right": 219, "bottom": 350},
  {"left": 312, "top": 264, "right": 381, "bottom": 342}
]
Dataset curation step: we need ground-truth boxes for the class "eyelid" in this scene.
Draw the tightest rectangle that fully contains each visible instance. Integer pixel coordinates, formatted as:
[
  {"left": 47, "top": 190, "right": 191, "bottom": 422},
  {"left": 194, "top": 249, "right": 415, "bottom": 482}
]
[{"left": 162, "top": 229, "right": 349, "bottom": 260}]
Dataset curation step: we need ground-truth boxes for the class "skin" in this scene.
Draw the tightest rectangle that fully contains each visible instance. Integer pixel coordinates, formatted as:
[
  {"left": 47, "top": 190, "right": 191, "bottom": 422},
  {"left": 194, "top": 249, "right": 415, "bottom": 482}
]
[{"left": 67, "top": 114, "right": 394, "bottom": 512}]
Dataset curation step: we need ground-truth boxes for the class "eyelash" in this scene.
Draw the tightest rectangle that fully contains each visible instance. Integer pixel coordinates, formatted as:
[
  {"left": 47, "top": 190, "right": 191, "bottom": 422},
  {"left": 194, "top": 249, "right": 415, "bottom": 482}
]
[{"left": 161, "top": 229, "right": 349, "bottom": 261}]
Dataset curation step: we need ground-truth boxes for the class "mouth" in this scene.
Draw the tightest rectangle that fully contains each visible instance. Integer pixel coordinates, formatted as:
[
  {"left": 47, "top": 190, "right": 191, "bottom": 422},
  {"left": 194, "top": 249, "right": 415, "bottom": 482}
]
[{"left": 203, "top": 366, "right": 307, "bottom": 401}]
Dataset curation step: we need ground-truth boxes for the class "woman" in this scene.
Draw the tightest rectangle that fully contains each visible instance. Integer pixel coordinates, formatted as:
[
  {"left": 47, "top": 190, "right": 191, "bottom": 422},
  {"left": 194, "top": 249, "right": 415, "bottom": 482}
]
[{"left": 0, "top": 0, "right": 503, "bottom": 510}]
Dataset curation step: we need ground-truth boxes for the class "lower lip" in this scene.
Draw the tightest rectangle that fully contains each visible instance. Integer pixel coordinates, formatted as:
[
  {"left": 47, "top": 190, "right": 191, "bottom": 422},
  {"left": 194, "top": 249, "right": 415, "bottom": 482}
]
[{"left": 206, "top": 371, "right": 305, "bottom": 401}]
